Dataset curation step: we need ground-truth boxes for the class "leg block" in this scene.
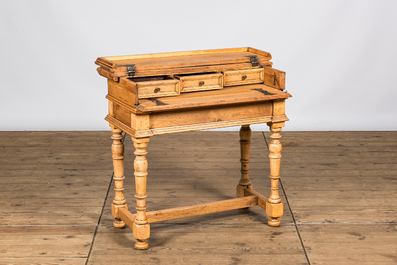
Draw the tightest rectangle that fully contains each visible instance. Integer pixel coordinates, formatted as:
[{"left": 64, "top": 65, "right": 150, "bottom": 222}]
[
  {"left": 111, "top": 204, "right": 128, "bottom": 228},
  {"left": 266, "top": 201, "right": 283, "bottom": 227},
  {"left": 133, "top": 223, "right": 150, "bottom": 250},
  {"left": 236, "top": 184, "right": 245, "bottom": 198}
]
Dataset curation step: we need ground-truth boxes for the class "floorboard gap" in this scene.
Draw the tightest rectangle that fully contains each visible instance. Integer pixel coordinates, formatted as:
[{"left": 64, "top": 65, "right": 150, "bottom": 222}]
[{"left": 85, "top": 132, "right": 126, "bottom": 265}]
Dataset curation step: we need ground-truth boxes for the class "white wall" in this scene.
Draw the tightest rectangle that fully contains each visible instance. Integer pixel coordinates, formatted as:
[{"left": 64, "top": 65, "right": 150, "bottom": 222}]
[{"left": 1, "top": 0, "right": 396, "bottom": 131}]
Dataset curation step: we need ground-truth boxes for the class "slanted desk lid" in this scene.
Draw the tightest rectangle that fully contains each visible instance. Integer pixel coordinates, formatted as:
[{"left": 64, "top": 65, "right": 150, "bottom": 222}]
[
  {"left": 95, "top": 47, "right": 273, "bottom": 79},
  {"left": 136, "top": 84, "right": 291, "bottom": 113}
]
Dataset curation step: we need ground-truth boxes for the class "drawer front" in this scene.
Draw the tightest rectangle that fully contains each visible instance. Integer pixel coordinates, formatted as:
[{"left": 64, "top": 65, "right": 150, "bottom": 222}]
[
  {"left": 179, "top": 73, "right": 223, "bottom": 93},
  {"left": 223, "top": 68, "right": 264, "bottom": 86},
  {"left": 137, "top": 80, "right": 180, "bottom": 99}
]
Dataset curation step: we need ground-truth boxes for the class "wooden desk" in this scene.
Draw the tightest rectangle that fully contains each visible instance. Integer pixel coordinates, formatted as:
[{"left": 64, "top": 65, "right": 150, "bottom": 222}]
[{"left": 95, "top": 47, "right": 291, "bottom": 250}]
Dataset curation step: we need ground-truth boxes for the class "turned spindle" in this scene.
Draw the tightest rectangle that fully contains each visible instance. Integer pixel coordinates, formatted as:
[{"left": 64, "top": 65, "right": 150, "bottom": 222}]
[
  {"left": 132, "top": 137, "right": 150, "bottom": 250},
  {"left": 110, "top": 126, "right": 127, "bottom": 228},
  {"left": 266, "top": 122, "right": 284, "bottom": 227},
  {"left": 236, "top": 125, "right": 253, "bottom": 197}
]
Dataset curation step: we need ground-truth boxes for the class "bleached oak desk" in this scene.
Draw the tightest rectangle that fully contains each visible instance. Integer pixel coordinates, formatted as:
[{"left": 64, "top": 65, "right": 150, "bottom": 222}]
[{"left": 95, "top": 47, "right": 291, "bottom": 250}]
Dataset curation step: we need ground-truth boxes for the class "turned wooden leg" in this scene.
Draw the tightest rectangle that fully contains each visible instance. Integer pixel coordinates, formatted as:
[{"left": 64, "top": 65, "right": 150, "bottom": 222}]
[
  {"left": 110, "top": 127, "right": 127, "bottom": 228},
  {"left": 266, "top": 122, "right": 284, "bottom": 226},
  {"left": 132, "top": 137, "right": 150, "bottom": 250},
  {"left": 236, "top": 125, "right": 253, "bottom": 197}
]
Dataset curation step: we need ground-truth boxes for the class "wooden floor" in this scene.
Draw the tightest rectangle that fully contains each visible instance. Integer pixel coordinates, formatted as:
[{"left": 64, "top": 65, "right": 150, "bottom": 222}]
[{"left": 0, "top": 131, "right": 396, "bottom": 264}]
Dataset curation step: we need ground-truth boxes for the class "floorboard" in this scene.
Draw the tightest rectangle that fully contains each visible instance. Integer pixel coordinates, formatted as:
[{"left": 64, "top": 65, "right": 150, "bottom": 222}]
[
  {"left": 298, "top": 224, "right": 397, "bottom": 264},
  {"left": 1, "top": 131, "right": 396, "bottom": 264}
]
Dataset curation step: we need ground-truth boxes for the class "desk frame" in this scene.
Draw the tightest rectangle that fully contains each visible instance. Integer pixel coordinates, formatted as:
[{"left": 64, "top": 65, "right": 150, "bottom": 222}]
[{"left": 107, "top": 97, "right": 287, "bottom": 250}]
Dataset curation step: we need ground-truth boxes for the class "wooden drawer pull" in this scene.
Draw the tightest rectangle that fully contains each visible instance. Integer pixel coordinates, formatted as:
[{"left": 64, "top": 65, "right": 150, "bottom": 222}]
[
  {"left": 199, "top": 81, "right": 205, "bottom": 86},
  {"left": 154, "top": 87, "right": 161, "bottom": 93},
  {"left": 242, "top": 75, "right": 247, "bottom": 80}
]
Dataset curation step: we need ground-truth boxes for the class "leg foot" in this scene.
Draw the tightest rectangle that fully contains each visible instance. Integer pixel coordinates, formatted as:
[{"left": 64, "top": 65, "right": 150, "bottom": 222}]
[
  {"left": 135, "top": 240, "right": 149, "bottom": 250},
  {"left": 113, "top": 220, "right": 126, "bottom": 228},
  {"left": 268, "top": 218, "right": 281, "bottom": 227}
]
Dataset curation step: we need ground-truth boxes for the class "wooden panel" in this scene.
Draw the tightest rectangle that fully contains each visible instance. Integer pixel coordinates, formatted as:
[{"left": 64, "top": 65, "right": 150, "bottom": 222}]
[
  {"left": 177, "top": 73, "right": 223, "bottom": 93},
  {"left": 105, "top": 115, "right": 138, "bottom": 137},
  {"left": 97, "top": 47, "right": 271, "bottom": 69},
  {"left": 98, "top": 47, "right": 251, "bottom": 64},
  {"left": 223, "top": 68, "right": 264, "bottom": 86},
  {"left": 95, "top": 47, "right": 273, "bottom": 78},
  {"left": 131, "top": 113, "right": 150, "bottom": 132},
  {"left": 273, "top": 99, "right": 286, "bottom": 116},
  {"left": 264, "top": 67, "right": 286, "bottom": 90},
  {"left": 108, "top": 79, "right": 137, "bottom": 107},
  {"left": 137, "top": 84, "right": 291, "bottom": 113},
  {"left": 116, "top": 61, "right": 272, "bottom": 78},
  {"left": 113, "top": 103, "right": 131, "bottom": 127},
  {"left": 136, "top": 79, "right": 180, "bottom": 99},
  {"left": 149, "top": 101, "right": 273, "bottom": 129}
]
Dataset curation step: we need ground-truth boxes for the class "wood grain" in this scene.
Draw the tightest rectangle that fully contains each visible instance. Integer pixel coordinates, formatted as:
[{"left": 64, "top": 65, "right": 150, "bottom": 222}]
[
  {"left": 3, "top": 131, "right": 396, "bottom": 263},
  {"left": 88, "top": 224, "right": 307, "bottom": 265},
  {"left": 264, "top": 131, "right": 397, "bottom": 225},
  {"left": 177, "top": 72, "right": 223, "bottom": 93},
  {"left": 223, "top": 68, "right": 264, "bottom": 86},
  {"left": 95, "top": 47, "right": 274, "bottom": 79},
  {"left": 120, "top": 196, "right": 258, "bottom": 224},
  {"left": 298, "top": 224, "right": 397, "bottom": 265},
  {"left": 137, "top": 84, "right": 291, "bottom": 112}
]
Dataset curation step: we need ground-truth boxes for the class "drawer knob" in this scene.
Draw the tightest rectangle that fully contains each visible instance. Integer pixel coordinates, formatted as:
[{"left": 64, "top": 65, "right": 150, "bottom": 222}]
[
  {"left": 154, "top": 87, "right": 161, "bottom": 93},
  {"left": 199, "top": 81, "right": 205, "bottom": 86},
  {"left": 242, "top": 75, "right": 247, "bottom": 80}
]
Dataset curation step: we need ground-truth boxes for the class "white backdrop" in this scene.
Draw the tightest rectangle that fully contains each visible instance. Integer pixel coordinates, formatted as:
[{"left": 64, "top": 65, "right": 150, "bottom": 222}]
[{"left": 1, "top": 0, "right": 396, "bottom": 131}]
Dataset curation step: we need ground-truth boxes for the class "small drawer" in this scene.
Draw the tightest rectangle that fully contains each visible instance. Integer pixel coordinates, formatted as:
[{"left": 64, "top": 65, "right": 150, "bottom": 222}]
[
  {"left": 128, "top": 76, "right": 180, "bottom": 99},
  {"left": 176, "top": 72, "right": 223, "bottom": 93},
  {"left": 223, "top": 68, "right": 264, "bottom": 86}
]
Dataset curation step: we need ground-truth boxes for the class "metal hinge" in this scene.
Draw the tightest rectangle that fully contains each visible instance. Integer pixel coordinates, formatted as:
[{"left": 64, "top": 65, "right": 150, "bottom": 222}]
[
  {"left": 125, "top": 64, "right": 136, "bottom": 77},
  {"left": 246, "top": 55, "right": 261, "bottom": 67}
]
